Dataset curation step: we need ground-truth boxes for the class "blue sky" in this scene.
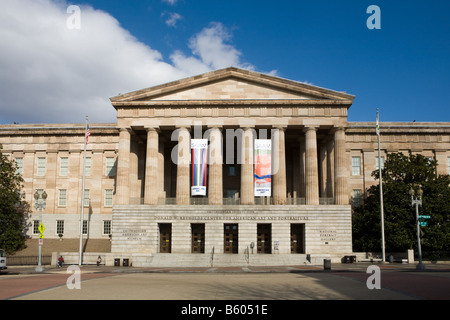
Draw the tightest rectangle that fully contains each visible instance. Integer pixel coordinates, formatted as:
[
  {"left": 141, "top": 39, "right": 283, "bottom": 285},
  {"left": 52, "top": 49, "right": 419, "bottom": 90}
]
[{"left": 1, "top": 0, "right": 449, "bottom": 123}]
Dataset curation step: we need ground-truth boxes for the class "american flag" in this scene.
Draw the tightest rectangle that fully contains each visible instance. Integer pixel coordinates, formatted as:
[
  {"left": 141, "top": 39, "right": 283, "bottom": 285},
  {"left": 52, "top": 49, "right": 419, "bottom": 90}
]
[
  {"left": 376, "top": 109, "right": 380, "bottom": 136},
  {"left": 85, "top": 124, "right": 91, "bottom": 144}
]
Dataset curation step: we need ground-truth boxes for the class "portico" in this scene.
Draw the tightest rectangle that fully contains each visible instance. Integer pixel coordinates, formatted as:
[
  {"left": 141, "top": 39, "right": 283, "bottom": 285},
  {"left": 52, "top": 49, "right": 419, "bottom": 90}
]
[
  {"left": 111, "top": 67, "right": 353, "bottom": 208},
  {"left": 108, "top": 67, "right": 355, "bottom": 265}
]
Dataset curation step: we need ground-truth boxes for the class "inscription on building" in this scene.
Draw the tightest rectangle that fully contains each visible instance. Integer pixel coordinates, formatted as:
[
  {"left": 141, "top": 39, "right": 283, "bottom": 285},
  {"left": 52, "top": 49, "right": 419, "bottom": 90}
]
[
  {"left": 320, "top": 230, "right": 337, "bottom": 242},
  {"left": 121, "top": 228, "right": 146, "bottom": 240}
]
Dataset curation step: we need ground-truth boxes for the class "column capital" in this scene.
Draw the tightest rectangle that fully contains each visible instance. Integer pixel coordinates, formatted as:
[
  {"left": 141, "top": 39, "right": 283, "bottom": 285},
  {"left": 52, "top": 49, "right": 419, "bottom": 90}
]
[
  {"left": 175, "top": 125, "right": 191, "bottom": 131},
  {"left": 272, "top": 125, "right": 287, "bottom": 131},
  {"left": 207, "top": 125, "right": 223, "bottom": 130},
  {"left": 144, "top": 126, "right": 160, "bottom": 132},
  {"left": 303, "top": 125, "right": 319, "bottom": 133},
  {"left": 331, "top": 125, "right": 347, "bottom": 133},
  {"left": 118, "top": 127, "right": 132, "bottom": 133},
  {"left": 239, "top": 124, "right": 255, "bottom": 130}
]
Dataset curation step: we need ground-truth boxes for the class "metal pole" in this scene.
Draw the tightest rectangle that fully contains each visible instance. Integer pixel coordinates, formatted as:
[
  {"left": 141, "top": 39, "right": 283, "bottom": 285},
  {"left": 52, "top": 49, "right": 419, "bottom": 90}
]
[
  {"left": 78, "top": 116, "right": 88, "bottom": 266},
  {"left": 377, "top": 109, "right": 386, "bottom": 262},
  {"left": 35, "top": 204, "right": 43, "bottom": 272},
  {"left": 415, "top": 200, "right": 425, "bottom": 270}
]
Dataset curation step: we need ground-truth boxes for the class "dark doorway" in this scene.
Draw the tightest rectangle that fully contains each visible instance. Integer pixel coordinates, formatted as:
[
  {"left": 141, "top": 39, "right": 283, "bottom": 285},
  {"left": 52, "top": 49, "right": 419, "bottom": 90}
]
[
  {"left": 191, "top": 224, "right": 205, "bottom": 253},
  {"left": 159, "top": 223, "right": 172, "bottom": 253},
  {"left": 290, "top": 224, "right": 305, "bottom": 253},
  {"left": 224, "top": 224, "right": 238, "bottom": 254},
  {"left": 257, "top": 224, "right": 271, "bottom": 254}
]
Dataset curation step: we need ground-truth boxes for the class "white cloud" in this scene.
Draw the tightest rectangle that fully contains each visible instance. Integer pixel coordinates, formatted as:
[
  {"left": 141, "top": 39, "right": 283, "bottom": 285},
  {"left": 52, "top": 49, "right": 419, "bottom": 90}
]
[
  {"left": 0, "top": 0, "right": 256, "bottom": 124},
  {"left": 162, "top": 0, "right": 178, "bottom": 6},
  {"left": 173, "top": 22, "right": 256, "bottom": 72},
  {"left": 164, "top": 12, "right": 182, "bottom": 27}
]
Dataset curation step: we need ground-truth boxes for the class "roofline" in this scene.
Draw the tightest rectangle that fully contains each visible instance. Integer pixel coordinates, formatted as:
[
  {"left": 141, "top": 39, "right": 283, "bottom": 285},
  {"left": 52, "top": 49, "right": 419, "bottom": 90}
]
[{"left": 110, "top": 67, "right": 356, "bottom": 103}]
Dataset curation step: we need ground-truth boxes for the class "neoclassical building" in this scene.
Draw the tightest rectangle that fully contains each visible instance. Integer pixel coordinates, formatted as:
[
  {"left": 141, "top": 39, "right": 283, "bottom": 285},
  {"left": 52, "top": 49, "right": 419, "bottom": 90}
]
[{"left": 1, "top": 68, "right": 449, "bottom": 266}]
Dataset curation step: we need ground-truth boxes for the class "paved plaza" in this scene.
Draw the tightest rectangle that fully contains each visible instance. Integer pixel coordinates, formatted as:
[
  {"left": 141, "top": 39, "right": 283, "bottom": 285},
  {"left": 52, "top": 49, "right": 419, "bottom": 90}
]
[{"left": 1, "top": 263, "right": 449, "bottom": 302}]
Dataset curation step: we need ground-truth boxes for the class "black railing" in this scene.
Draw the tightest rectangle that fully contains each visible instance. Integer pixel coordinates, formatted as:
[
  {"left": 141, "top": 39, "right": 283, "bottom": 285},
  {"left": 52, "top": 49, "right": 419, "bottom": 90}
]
[{"left": 129, "top": 197, "right": 335, "bottom": 205}]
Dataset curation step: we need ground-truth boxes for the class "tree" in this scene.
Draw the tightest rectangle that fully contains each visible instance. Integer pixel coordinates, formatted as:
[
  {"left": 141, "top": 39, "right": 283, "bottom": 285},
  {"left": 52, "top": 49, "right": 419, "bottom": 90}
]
[
  {"left": 0, "top": 145, "right": 30, "bottom": 254},
  {"left": 353, "top": 153, "right": 450, "bottom": 255}
]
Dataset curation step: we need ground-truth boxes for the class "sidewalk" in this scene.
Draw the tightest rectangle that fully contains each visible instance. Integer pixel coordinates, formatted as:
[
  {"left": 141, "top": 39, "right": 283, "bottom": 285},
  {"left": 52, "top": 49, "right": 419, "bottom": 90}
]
[{"left": 4, "top": 261, "right": 450, "bottom": 275}]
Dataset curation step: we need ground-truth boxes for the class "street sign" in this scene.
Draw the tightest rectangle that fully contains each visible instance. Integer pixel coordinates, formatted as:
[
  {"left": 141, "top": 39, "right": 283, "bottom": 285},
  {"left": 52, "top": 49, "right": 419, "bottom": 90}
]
[
  {"left": 39, "top": 239, "right": 43, "bottom": 246},
  {"left": 419, "top": 215, "right": 431, "bottom": 219},
  {"left": 39, "top": 233, "right": 44, "bottom": 239},
  {"left": 38, "top": 223, "right": 45, "bottom": 234},
  {"left": 419, "top": 221, "right": 428, "bottom": 227}
]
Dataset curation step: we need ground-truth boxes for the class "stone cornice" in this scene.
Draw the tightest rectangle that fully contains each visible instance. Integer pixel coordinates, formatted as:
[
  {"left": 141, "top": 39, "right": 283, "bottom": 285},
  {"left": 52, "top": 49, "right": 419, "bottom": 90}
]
[
  {"left": 110, "top": 67, "right": 355, "bottom": 103},
  {"left": 112, "top": 99, "right": 354, "bottom": 109}
]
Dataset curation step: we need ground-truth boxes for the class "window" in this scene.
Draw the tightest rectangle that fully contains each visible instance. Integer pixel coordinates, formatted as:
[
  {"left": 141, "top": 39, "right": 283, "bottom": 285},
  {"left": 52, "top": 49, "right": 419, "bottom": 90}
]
[
  {"left": 60, "top": 157, "right": 68, "bottom": 176},
  {"left": 104, "top": 189, "right": 113, "bottom": 206},
  {"left": 82, "top": 220, "right": 88, "bottom": 235},
  {"left": 83, "top": 189, "right": 90, "bottom": 207},
  {"left": 352, "top": 189, "right": 362, "bottom": 207},
  {"left": 58, "top": 189, "right": 67, "bottom": 207},
  {"left": 37, "top": 157, "right": 46, "bottom": 176},
  {"left": 103, "top": 220, "right": 111, "bottom": 235},
  {"left": 15, "top": 158, "right": 23, "bottom": 175},
  {"left": 106, "top": 157, "right": 115, "bottom": 176},
  {"left": 85, "top": 157, "right": 91, "bottom": 176},
  {"left": 352, "top": 156, "right": 361, "bottom": 176},
  {"left": 56, "top": 220, "right": 64, "bottom": 235},
  {"left": 376, "top": 156, "right": 384, "bottom": 170}
]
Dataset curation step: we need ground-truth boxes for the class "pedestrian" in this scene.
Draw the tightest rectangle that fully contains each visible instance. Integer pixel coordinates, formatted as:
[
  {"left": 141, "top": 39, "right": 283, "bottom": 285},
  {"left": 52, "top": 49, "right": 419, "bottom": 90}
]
[
  {"left": 97, "top": 255, "right": 102, "bottom": 266},
  {"left": 57, "top": 255, "right": 64, "bottom": 267}
]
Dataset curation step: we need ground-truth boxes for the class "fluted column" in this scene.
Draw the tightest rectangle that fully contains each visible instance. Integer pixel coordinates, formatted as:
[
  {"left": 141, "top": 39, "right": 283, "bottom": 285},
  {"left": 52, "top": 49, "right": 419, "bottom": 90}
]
[
  {"left": 116, "top": 127, "right": 131, "bottom": 205},
  {"left": 326, "top": 137, "right": 335, "bottom": 199},
  {"left": 240, "top": 127, "right": 254, "bottom": 205},
  {"left": 272, "top": 126, "right": 286, "bottom": 205},
  {"left": 144, "top": 127, "right": 159, "bottom": 205},
  {"left": 334, "top": 126, "right": 348, "bottom": 205},
  {"left": 176, "top": 127, "right": 190, "bottom": 205},
  {"left": 304, "top": 126, "right": 319, "bottom": 205},
  {"left": 129, "top": 134, "right": 140, "bottom": 201},
  {"left": 208, "top": 126, "right": 223, "bottom": 205},
  {"left": 298, "top": 135, "right": 306, "bottom": 199},
  {"left": 319, "top": 142, "right": 327, "bottom": 198}
]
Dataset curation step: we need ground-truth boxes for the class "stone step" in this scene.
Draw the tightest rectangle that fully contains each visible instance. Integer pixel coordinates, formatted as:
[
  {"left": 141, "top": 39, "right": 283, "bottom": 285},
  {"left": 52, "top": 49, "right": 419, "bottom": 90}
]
[{"left": 148, "top": 253, "right": 310, "bottom": 267}]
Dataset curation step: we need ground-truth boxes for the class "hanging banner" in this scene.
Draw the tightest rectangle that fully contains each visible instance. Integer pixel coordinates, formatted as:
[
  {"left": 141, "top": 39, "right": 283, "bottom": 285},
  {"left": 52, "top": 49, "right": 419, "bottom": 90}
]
[
  {"left": 191, "top": 139, "right": 208, "bottom": 196},
  {"left": 254, "top": 139, "right": 271, "bottom": 196}
]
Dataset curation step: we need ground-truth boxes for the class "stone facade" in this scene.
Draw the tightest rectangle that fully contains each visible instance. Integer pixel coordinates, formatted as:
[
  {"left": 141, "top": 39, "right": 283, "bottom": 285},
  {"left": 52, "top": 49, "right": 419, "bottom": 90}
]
[{"left": 1, "top": 67, "right": 449, "bottom": 266}]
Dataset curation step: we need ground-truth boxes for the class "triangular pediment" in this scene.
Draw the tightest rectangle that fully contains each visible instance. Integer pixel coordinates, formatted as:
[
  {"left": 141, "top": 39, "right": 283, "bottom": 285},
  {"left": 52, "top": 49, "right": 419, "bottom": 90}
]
[{"left": 110, "top": 67, "right": 354, "bottom": 104}]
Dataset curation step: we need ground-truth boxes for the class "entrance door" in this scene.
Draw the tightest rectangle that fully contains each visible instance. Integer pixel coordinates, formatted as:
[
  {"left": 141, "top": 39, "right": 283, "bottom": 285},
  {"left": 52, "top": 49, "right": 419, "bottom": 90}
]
[
  {"left": 159, "top": 223, "right": 171, "bottom": 253},
  {"left": 191, "top": 224, "right": 205, "bottom": 253},
  {"left": 257, "top": 224, "right": 271, "bottom": 254},
  {"left": 291, "top": 224, "right": 305, "bottom": 254},
  {"left": 224, "top": 224, "right": 238, "bottom": 254}
]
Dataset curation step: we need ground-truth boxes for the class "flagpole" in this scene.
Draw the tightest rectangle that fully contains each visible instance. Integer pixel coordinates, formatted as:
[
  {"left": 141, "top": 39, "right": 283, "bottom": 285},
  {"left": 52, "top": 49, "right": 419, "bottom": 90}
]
[
  {"left": 377, "top": 109, "right": 386, "bottom": 262},
  {"left": 79, "top": 116, "right": 88, "bottom": 266}
]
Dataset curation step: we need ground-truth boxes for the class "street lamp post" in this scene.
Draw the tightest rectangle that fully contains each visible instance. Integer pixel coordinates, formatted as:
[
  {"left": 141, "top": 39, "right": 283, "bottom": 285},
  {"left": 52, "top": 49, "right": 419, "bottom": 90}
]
[
  {"left": 409, "top": 187, "right": 426, "bottom": 271},
  {"left": 34, "top": 190, "right": 47, "bottom": 272}
]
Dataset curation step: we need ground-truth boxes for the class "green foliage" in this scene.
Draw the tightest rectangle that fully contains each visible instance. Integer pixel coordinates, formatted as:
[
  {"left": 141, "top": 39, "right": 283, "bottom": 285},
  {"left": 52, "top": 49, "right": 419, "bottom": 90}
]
[
  {"left": 0, "top": 145, "right": 30, "bottom": 254},
  {"left": 353, "top": 153, "right": 450, "bottom": 253}
]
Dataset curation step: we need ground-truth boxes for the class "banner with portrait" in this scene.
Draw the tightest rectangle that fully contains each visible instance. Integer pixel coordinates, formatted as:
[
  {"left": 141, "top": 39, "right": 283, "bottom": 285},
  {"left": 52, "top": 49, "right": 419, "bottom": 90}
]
[
  {"left": 191, "top": 139, "right": 208, "bottom": 196},
  {"left": 254, "top": 139, "right": 271, "bottom": 196}
]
